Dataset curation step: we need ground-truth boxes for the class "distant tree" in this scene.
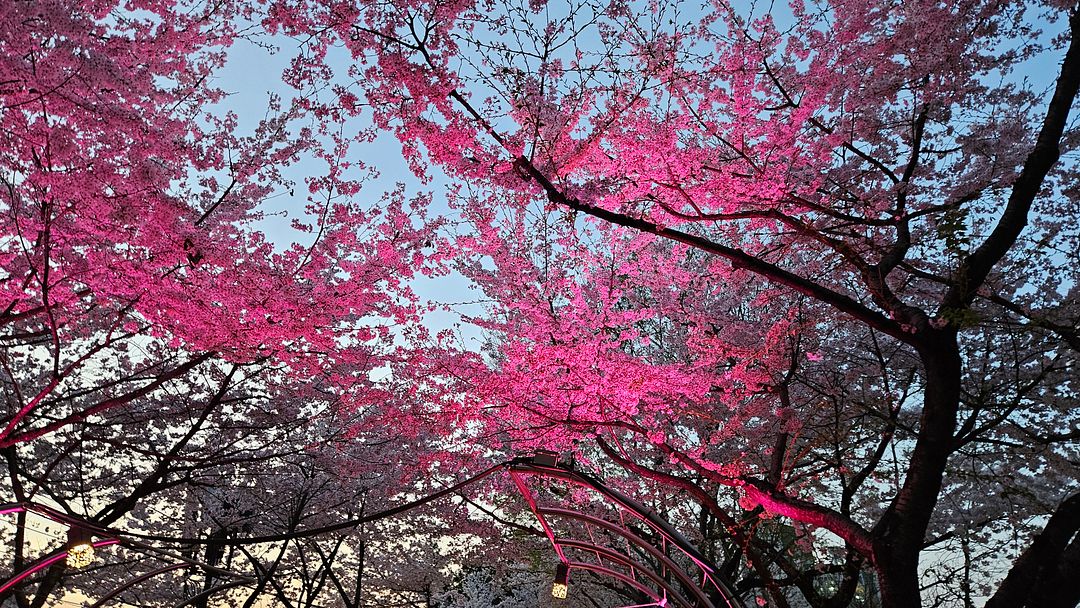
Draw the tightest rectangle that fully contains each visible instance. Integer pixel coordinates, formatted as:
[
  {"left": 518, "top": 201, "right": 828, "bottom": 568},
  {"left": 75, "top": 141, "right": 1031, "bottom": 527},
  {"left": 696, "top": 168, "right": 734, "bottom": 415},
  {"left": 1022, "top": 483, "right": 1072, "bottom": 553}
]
[{"left": 0, "top": 354, "right": 499, "bottom": 607}]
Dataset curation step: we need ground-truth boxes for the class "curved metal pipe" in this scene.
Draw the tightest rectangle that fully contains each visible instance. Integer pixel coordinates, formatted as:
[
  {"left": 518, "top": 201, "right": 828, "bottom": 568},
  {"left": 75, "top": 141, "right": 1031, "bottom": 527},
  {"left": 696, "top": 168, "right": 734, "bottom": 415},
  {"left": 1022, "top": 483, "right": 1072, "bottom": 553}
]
[
  {"left": 541, "top": 507, "right": 716, "bottom": 608},
  {"left": 566, "top": 560, "right": 663, "bottom": 604},
  {"left": 510, "top": 462, "right": 744, "bottom": 607},
  {"left": 0, "top": 539, "right": 121, "bottom": 594},
  {"left": 510, "top": 464, "right": 710, "bottom": 563},
  {"left": 558, "top": 539, "right": 698, "bottom": 608}
]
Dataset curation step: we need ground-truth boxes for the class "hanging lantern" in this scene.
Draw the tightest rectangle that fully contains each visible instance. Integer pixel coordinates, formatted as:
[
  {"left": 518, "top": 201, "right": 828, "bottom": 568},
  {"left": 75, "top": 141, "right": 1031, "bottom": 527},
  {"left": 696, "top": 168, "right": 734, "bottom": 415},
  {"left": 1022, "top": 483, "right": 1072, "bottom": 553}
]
[
  {"left": 551, "top": 562, "right": 569, "bottom": 599},
  {"left": 66, "top": 528, "right": 95, "bottom": 569}
]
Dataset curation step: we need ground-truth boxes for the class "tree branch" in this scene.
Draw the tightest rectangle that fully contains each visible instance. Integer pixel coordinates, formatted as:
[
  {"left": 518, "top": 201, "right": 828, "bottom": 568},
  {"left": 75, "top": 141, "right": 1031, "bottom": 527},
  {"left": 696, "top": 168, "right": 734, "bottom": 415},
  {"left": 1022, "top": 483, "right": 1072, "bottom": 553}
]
[{"left": 941, "top": 7, "right": 1080, "bottom": 312}]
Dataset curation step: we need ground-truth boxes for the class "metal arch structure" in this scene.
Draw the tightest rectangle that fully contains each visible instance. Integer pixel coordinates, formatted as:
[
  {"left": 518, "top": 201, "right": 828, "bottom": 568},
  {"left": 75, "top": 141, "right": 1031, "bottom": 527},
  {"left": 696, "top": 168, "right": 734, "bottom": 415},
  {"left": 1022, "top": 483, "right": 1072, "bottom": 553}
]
[
  {"left": 0, "top": 502, "right": 253, "bottom": 605},
  {"left": 1, "top": 455, "right": 748, "bottom": 607},
  {"left": 507, "top": 455, "right": 745, "bottom": 608}
]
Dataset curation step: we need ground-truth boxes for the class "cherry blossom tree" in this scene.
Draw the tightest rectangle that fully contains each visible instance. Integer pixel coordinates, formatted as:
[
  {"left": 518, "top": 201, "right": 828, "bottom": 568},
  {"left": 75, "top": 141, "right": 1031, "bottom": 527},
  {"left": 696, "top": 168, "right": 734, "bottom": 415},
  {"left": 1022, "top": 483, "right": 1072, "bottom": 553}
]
[
  {"left": 1, "top": 1, "right": 451, "bottom": 604},
  {"left": 266, "top": 0, "right": 1080, "bottom": 605},
  {"left": 5, "top": 0, "right": 1079, "bottom": 606},
  {"left": 0, "top": 351, "right": 513, "bottom": 607},
  {"left": 0, "top": 0, "right": 437, "bottom": 449}
]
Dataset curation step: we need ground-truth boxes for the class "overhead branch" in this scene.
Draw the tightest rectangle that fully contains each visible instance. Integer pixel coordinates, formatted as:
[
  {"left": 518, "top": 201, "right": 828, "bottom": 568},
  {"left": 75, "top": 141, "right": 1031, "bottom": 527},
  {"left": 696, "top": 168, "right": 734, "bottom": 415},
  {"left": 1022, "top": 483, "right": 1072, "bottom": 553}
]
[
  {"left": 511, "top": 155, "right": 911, "bottom": 343},
  {"left": 368, "top": 18, "right": 913, "bottom": 341},
  {"left": 941, "top": 7, "right": 1080, "bottom": 312},
  {"left": 0, "top": 352, "right": 214, "bottom": 447},
  {"left": 608, "top": 429, "right": 877, "bottom": 561},
  {"left": 739, "top": 478, "right": 875, "bottom": 561}
]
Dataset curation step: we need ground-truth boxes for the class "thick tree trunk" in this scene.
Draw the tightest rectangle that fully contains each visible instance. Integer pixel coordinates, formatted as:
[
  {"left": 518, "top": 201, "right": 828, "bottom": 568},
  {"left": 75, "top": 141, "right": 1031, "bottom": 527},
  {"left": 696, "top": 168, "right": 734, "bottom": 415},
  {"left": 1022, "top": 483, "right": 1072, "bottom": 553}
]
[
  {"left": 984, "top": 492, "right": 1080, "bottom": 608},
  {"left": 874, "top": 551, "right": 921, "bottom": 608},
  {"left": 873, "top": 328, "right": 963, "bottom": 608}
]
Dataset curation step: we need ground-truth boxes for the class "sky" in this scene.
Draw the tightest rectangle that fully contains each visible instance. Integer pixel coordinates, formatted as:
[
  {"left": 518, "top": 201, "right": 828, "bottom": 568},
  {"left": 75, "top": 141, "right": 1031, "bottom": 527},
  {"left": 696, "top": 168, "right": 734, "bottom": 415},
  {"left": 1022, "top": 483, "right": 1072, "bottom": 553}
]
[{"left": 211, "top": 32, "right": 489, "bottom": 349}]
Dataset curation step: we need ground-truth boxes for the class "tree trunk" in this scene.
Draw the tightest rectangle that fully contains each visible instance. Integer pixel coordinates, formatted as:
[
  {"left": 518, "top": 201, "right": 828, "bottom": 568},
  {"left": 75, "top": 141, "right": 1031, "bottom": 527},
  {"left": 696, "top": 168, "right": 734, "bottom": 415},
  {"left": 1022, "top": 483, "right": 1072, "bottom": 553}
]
[{"left": 873, "top": 328, "right": 963, "bottom": 608}]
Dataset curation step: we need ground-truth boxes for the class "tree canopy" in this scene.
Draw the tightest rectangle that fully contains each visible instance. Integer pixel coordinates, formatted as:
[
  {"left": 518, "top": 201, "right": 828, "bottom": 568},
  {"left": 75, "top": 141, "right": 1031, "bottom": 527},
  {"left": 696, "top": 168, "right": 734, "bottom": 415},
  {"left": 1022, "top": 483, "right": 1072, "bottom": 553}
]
[{"left": 1, "top": 0, "right": 1078, "bottom": 606}]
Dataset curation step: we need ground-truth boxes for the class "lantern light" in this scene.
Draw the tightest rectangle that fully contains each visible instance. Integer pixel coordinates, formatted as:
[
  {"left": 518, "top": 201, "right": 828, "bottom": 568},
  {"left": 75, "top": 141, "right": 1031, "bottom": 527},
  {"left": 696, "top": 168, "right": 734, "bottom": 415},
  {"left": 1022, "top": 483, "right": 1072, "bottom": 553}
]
[
  {"left": 66, "top": 528, "right": 95, "bottom": 569},
  {"left": 552, "top": 562, "right": 569, "bottom": 599}
]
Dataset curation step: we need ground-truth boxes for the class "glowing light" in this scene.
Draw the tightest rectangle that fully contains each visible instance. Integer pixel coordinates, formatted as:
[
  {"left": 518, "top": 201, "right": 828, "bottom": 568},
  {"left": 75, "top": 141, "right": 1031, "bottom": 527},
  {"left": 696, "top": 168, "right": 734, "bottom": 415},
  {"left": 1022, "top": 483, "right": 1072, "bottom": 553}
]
[
  {"left": 0, "top": 540, "right": 119, "bottom": 594},
  {"left": 552, "top": 563, "right": 569, "bottom": 599},
  {"left": 66, "top": 528, "right": 97, "bottom": 569},
  {"left": 66, "top": 542, "right": 95, "bottom": 569},
  {"left": 552, "top": 582, "right": 568, "bottom": 599}
]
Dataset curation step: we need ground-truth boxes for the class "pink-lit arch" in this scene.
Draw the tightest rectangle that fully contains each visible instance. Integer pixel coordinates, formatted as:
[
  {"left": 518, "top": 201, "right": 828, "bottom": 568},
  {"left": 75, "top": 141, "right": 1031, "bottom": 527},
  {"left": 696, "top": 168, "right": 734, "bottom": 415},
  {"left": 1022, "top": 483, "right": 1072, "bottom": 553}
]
[{"left": 508, "top": 454, "right": 745, "bottom": 608}]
